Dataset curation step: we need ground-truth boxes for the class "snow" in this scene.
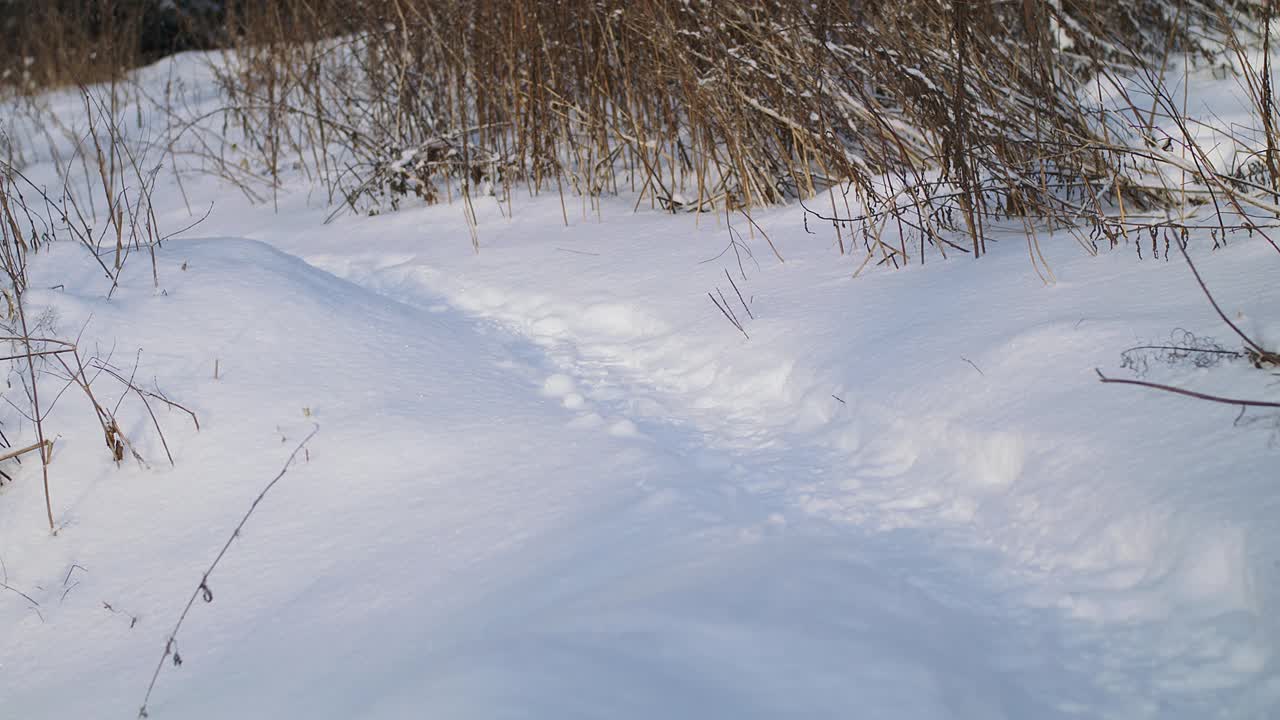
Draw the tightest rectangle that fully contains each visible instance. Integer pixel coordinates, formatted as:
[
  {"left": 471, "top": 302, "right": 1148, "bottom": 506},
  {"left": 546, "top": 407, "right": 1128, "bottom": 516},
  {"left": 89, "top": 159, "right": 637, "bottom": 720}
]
[{"left": 2, "top": 51, "right": 1279, "bottom": 719}]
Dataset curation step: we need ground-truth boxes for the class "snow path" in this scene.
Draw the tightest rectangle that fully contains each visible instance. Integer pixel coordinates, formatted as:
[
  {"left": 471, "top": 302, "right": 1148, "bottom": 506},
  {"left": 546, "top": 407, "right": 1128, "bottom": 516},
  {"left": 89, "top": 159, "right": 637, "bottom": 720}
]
[
  {"left": 0, "top": 237, "right": 1102, "bottom": 719},
  {"left": 263, "top": 242, "right": 1112, "bottom": 719},
  {"left": 1, "top": 216, "right": 1275, "bottom": 717},
  {"left": 207, "top": 190, "right": 1279, "bottom": 718}
]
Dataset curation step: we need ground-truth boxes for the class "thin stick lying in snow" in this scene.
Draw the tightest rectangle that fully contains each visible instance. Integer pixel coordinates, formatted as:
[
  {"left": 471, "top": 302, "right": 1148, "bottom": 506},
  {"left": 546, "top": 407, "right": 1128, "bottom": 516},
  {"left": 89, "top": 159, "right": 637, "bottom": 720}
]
[
  {"left": 0, "top": 580, "right": 40, "bottom": 607},
  {"left": 716, "top": 288, "right": 742, "bottom": 328},
  {"left": 725, "top": 270, "right": 753, "bottom": 320},
  {"left": 961, "top": 357, "right": 985, "bottom": 377},
  {"left": 555, "top": 247, "right": 601, "bottom": 257},
  {"left": 1120, "top": 345, "right": 1243, "bottom": 358},
  {"left": 0, "top": 439, "right": 52, "bottom": 464},
  {"left": 1095, "top": 370, "right": 1280, "bottom": 409},
  {"left": 137, "top": 426, "right": 319, "bottom": 719},
  {"left": 709, "top": 292, "right": 748, "bottom": 339}
]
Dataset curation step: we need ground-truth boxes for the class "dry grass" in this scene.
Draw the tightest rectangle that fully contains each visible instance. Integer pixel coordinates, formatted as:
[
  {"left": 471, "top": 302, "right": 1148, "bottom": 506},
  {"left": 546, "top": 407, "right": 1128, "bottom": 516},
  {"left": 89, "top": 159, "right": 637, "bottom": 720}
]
[
  {"left": 2, "top": 1, "right": 144, "bottom": 91},
  {"left": 1, "top": 0, "right": 222, "bottom": 92},
  {"left": 3, "top": 0, "right": 1276, "bottom": 269},
  {"left": 0, "top": 82, "right": 193, "bottom": 531},
  {"left": 185, "top": 2, "right": 1266, "bottom": 252}
]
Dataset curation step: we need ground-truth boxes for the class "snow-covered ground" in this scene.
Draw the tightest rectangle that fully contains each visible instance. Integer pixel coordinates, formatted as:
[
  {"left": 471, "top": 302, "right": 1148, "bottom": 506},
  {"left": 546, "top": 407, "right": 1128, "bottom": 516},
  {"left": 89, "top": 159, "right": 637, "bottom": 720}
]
[{"left": 2, "top": 51, "right": 1279, "bottom": 719}]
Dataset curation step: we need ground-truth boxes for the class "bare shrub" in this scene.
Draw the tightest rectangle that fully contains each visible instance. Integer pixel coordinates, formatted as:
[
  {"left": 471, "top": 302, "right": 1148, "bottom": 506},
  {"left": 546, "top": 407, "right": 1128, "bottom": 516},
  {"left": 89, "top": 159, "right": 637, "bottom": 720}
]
[
  {"left": 143, "top": 1, "right": 1256, "bottom": 239},
  {"left": 6, "top": 0, "right": 1275, "bottom": 268},
  {"left": 0, "top": 96, "right": 195, "bottom": 532}
]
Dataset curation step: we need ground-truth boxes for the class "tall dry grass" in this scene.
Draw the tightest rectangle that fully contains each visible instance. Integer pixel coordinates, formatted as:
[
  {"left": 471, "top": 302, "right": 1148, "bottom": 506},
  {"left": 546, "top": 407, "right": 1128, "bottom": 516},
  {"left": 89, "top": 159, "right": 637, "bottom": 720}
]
[
  {"left": 4, "top": 0, "right": 1274, "bottom": 268},
  {"left": 0, "top": 81, "right": 193, "bottom": 531},
  {"left": 187, "top": 1, "right": 1262, "bottom": 253}
]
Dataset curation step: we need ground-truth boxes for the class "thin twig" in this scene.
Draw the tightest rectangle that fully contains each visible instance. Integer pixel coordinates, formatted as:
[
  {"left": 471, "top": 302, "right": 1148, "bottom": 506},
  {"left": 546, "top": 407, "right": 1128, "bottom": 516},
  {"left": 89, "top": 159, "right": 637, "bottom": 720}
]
[
  {"left": 716, "top": 288, "right": 742, "bottom": 328},
  {"left": 554, "top": 247, "right": 600, "bottom": 257},
  {"left": 138, "top": 426, "right": 319, "bottom": 719},
  {"left": 1120, "top": 344, "right": 1244, "bottom": 358},
  {"left": 1175, "top": 240, "right": 1273, "bottom": 359},
  {"left": 0, "top": 439, "right": 52, "bottom": 464},
  {"left": 0, "top": 580, "right": 40, "bottom": 607},
  {"left": 14, "top": 291, "right": 54, "bottom": 531},
  {"left": 725, "top": 270, "right": 754, "bottom": 320},
  {"left": 160, "top": 203, "right": 214, "bottom": 243},
  {"left": 1096, "top": 369, "right": 1280, "bottom": 408},
  {"left": 708, "top": 292, "right": 748, "bottom": 339},
  {"left": 961, "top": 356, "right": 985, "bottom": 376},
  {"left": 64, "top": 564, "right": 87, "bottom": 585},
  {"left": 0, "top": 347, "right": 77, "bottom": 362}
]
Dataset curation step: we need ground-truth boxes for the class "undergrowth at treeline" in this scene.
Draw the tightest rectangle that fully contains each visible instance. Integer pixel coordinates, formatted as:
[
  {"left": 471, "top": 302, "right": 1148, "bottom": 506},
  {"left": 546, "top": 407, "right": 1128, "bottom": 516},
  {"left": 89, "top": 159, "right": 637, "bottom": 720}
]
[{"left": 2, "top": 0, "right": 1277, "bottom": 264}]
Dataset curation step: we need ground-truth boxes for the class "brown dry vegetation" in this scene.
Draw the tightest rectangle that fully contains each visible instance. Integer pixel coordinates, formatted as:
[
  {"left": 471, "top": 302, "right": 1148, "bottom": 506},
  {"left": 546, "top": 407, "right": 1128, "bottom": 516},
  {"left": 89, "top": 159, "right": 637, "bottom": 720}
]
[
  {"left": 0, "top": 0, "right": 225, "bottom": 89},
  {"left": 2, "top": 0, "right": 1276, "bottom": 267}
]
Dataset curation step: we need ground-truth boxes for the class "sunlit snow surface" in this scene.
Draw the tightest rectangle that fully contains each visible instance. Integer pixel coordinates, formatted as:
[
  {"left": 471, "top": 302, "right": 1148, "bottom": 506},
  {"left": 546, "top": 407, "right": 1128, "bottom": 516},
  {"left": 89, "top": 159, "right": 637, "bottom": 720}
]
[{"left": 1, "top": 50, "right": 1279, "bottom": 719}]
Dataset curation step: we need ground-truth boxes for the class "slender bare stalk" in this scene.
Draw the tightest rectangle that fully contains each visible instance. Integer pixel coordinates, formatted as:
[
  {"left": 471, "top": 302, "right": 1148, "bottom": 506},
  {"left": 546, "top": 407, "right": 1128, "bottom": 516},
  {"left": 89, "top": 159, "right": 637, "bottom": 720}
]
[{"left": 137, "top": 426, "right": 319, "bottom": 719}]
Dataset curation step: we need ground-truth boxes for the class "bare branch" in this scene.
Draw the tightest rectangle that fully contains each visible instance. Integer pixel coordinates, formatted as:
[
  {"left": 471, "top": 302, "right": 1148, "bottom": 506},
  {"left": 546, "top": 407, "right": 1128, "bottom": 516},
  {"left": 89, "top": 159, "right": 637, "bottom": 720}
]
[
  {"left": 1096, "top": 369, "right": 1280, "bottom": 409},
  {"left": 138, "top": 427, "right": 319, "bottom": 719}
]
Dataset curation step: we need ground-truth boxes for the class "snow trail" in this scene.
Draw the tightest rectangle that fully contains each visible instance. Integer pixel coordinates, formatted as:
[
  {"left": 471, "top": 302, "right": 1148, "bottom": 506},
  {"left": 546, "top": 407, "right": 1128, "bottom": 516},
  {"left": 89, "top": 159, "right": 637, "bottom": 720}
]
[
  {"left": 0, "top": 236, "right": 1135, "bottom": 719},
  {"left": 242, "top": 210, "right": 1279, "bottom": 718}
]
